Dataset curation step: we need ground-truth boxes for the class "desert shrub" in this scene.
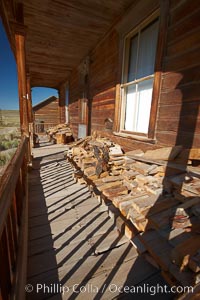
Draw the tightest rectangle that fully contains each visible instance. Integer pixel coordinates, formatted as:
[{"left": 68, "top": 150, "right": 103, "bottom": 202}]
[
  {"left": 0, "top": 138, "right": 19, "bottom": 151},
  {"left": 11, "top": 139, "right": 19, "bottom": 148},
  {"left": 2, "top": 141, "right": 12, "bottom": 149},
  {"left": 0, "top": 143, "right": 6, "bottom": 151},
  {"left": 0, "top": 149, "right": 16, "bottom": 166}
]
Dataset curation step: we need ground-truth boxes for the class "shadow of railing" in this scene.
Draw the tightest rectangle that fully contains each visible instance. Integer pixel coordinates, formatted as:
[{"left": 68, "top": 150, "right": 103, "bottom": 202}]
[{"left": 27, "top": 153, "right": 63, "bottom": 300}]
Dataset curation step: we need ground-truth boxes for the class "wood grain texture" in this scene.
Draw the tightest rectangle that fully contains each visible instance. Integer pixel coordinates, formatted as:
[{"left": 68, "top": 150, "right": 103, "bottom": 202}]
[
  {"left": 155, "top": 0, "right": 200, "bottom": 147},
  {"left": 16, "top": 0, "right": 134, "bottom": 88},
  {"left": 33, "top": 96, "right": 60, "bottom": 129},
  {"left": 3, "top": 0, "right": 200, "bottom": 148}
]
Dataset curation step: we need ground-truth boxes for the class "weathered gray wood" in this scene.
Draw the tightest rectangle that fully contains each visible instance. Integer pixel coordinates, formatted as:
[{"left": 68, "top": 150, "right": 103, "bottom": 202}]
[
  {"left": 89, "top": 229, "right": 129, "bottom": 254},
  {"left": 143, "top": 146, "right": 183, "bottom": 161},
  {"left": 26, "top": 142, "right": 170, "bottom": 300}
]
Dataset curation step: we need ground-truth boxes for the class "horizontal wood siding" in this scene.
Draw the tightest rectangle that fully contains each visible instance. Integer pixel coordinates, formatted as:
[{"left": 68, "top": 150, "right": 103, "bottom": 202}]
[
  {"left": 89, "top": 30, "right": 119, "bottom": 132},
  {"left": 156, "top": 0, "right": 200, "bottom": 148},
  {"left": 91, "top": 88, "right": 116, "bottom": 132},
  {"left": 33, "top": 98, "right": 59, "bottom": 124},
  {"left": 69, "top": 0, "right": 200, "bottom": 150},
  {"left": 68, "top": 30, "right": 119, "bottom": 138},
  {"left": 95, "top": 131, "right": 159, "bottom": 152}
]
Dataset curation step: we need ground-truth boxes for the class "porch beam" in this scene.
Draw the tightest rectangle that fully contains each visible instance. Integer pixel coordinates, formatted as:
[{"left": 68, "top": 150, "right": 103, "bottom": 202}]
[{"left": 58, "top": 83, "right": 66, "bottom": 124}]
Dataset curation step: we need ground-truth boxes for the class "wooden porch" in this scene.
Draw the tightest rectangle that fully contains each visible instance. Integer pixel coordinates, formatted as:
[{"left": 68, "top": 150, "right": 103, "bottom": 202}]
[
  {"left": 1, "top": 0, "right": 200, "bottom": 299},
  {"left": 26, "top": 137, "right": 171, "bottom": 300}
]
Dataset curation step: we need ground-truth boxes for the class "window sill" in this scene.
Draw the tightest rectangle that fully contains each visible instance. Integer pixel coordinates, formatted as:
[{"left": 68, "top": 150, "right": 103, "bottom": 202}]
[{"left": 113, "top": 131, "right": 156, "bottom": 144}]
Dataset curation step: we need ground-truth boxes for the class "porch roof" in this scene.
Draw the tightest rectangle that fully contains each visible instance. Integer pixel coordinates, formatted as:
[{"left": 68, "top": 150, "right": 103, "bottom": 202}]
[
  {"left": 32, "top": 95, "right": 57, "bottom": 111},
  {"left": 1, "top": 0, "right": 134, "bottom": 89}
]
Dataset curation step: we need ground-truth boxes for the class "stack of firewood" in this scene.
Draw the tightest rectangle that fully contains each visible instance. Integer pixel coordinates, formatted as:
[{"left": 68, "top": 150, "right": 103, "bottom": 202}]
[
  {"left": 66, "top": 135, "right": 200, "bottom": 289},
  {"left": 46, "top": 123, "right": 73, "bottom": 144}
]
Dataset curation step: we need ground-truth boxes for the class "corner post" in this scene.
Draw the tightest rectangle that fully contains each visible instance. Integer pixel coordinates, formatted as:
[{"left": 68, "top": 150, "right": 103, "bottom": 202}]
[{"left": 58, "top": 83, "right": 66, "bottom": 124}]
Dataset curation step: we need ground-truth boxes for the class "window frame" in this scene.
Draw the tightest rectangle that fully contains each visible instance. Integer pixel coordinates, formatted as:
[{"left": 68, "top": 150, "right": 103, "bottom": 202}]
[{"left": 119, "top": 12, "right": 159, "bottom": 137}]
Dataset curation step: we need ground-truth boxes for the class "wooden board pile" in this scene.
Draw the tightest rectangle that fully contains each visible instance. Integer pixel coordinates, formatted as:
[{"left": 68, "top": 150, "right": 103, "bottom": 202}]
[
  {"left": 66, "top": 136, "right": 200, "bottom": 292},
  {"left": 46, "top": 123, "right": 73, "bottom": 144}
]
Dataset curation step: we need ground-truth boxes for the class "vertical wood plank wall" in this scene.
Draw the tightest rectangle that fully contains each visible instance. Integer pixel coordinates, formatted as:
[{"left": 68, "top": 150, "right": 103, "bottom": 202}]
[{"left": 68, "top": 0, "right": 200, "bottom": 150}]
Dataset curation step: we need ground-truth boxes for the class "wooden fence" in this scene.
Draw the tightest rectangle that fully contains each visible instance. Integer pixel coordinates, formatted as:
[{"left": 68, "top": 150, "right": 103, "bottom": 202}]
[{"left": 0, "top": 137, "right": 28, "bottom": 300}]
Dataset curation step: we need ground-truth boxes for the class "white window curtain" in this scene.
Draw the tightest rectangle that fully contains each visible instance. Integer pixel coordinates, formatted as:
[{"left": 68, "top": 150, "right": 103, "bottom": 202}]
[
  {"left": 123, "top": 18, "right": 159, "bottom": 134},
  {"left": 124, "top": 78, "right": 153, "bottom": 133},
  {"left": 137, "top": 20, "right": 159, "bottom": 79}
]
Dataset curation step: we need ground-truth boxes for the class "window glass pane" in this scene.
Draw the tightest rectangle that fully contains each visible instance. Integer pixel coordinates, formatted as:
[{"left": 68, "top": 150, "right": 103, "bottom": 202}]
[
  {"left": 122, "top": 17, "right": 159, "bottom": 134},
  {"left": 136, "top": 78, "right": 153, "bottom": 133},
  {"left": 124, "top": 85, "right": 137, "bottom": 131},
  {"left": 136, "top": 19, "right": 159, "bottom": 79},
  {"left": 124, "top": 79, "right": 153, "bottom": 133},
  {"left": 127, "top": 35, "right": 138, "bottom": 82}
]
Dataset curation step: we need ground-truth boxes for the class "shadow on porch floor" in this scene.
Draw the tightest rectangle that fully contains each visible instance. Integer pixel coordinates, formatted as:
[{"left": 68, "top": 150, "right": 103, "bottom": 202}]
[{"left": 26, "top": 138, "right": 172, "bottom": 300}]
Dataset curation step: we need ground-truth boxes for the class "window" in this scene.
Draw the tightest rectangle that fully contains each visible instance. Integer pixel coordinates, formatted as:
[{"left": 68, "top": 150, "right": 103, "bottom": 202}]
[
  {"left": 121, "top": 18, "right": 159, "bottom": 135},
  {"left": 78, "top": 98, "right": 88, "bottom": 124}
]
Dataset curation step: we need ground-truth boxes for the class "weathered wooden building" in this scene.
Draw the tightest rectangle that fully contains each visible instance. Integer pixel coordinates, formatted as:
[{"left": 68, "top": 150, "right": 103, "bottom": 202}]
[
  {"left": 1, "top": 0, "right": 199, "bottom": 150},
  {"left": 33, "top": 96, "right": 60, "bottom": 132},
  {"left": 69, "top": 0, "right": 200, "bottom": 151},
  {"left": 0, "top": 0, "right": 200, "bottom": 299}
]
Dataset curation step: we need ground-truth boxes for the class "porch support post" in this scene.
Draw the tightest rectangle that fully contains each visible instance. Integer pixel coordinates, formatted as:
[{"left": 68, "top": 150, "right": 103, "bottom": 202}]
[
  {"left": 58, "top": 83, "right": 66, "bottom": 124},
  {"left": 26, "top": 73, "right": 34, "bottom": 150},
  {"left": 26, "top": 73, "right": 33, "bottom": 124},
  {"left": 14, "top": 23, "right": 29, "bottom": 136}
]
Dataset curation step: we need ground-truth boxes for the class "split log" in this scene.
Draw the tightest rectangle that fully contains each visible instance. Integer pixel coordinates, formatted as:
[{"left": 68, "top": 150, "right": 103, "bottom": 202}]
[
  {"left": 189, "top": 251, "right": 200, "bottom": 273},
  {"left": 133, "top": 162, "right": 155, "bottom": 175},
  {"left": 88, "top": 171, "right": 109, "bottom": 181},
  {"left": 84, "top": 167, "right": 96, "bottom": 177},
  {"left": 81, "top": 157, "right": 97, "bottom": 169},
  {"left": 143, "top": 145, "right": 183, "bottom": 161},
  {"left": 109, "top": 145, "right": 123, "bottom": 157},
  {"left": 123, "top": 179, "right": 138, "bottom": 191},
  {"left": 103, "top": 185, "right": 128, "bottom": 199},
  {"left": 102, "top": 175, "right": 123, "bottom": 183},
  {"left": 141, "top": 230, "right": 173, "bottom": 271},
  {"left": 125, "top": 149, "right": 144, "bottom": 157},
  {"left": 121, "top": 170, "right": 138, "bottom": 180},
  {"left": 127, "top": 207, "right": 148, "bottom": 231},
  {"left": 113, "top": 194, "right": 139, "bottom": 208},
  {"left": 56, "top": 133, "right": 66, "bottom": 144},
  {"left": 113, "top": 159, "right": 125, "bottom": 166},
  {"left": 133, "top": 195, "right": 179, "bottom": 217},
  {"left": 97, "top": 181, "right": 122, "bottom": 191},
  {"left": 171, "top": 236, "right": 200, "bottom": 270}
]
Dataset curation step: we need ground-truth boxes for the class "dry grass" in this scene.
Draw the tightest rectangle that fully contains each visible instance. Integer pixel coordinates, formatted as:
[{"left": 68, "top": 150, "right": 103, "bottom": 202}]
[{"left": 0, "top": 110, "right": 20, "bottom": 127}]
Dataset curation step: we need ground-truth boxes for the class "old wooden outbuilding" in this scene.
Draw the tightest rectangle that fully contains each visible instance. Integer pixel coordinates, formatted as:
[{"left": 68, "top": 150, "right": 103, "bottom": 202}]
[
  {"left": 33, "top": 96, "right": 60, "bottom": 133},
  {"left": 0, "top": 0, "right": 200, "bottom": 299}
]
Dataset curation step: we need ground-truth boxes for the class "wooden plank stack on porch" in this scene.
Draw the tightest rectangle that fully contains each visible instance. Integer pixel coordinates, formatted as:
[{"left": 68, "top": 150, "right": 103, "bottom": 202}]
[
  {"left": 66, "top": 135, "right": 200, "bottom": 294},
  {"left": 46, "top": 123, "right": 73, "bottom": 144}
]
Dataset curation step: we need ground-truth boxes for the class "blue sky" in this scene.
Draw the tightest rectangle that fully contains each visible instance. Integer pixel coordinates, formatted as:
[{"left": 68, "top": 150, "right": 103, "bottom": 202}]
[{"left": 0, "top": 20, "right": 58, "bottom": 110}]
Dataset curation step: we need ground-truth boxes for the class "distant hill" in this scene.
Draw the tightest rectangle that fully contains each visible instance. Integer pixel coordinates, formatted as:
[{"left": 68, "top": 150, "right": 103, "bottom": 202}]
[{"left": 0, "top": 110, "right": 20, "bottom": 127}]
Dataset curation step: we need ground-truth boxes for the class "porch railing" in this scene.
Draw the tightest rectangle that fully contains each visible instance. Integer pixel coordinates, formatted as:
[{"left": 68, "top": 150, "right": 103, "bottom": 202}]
[
  {"left": 0, "top": 137, "right": 29, "bottom": 300},
  {"left": 34, "top": 122, "right": 58, "bottom": 134}
]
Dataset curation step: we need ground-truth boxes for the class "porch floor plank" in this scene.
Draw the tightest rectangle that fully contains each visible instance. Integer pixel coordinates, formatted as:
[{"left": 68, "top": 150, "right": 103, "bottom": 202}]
[{"left": 26, "top": 138, "right": 172, "bottom": 299}]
